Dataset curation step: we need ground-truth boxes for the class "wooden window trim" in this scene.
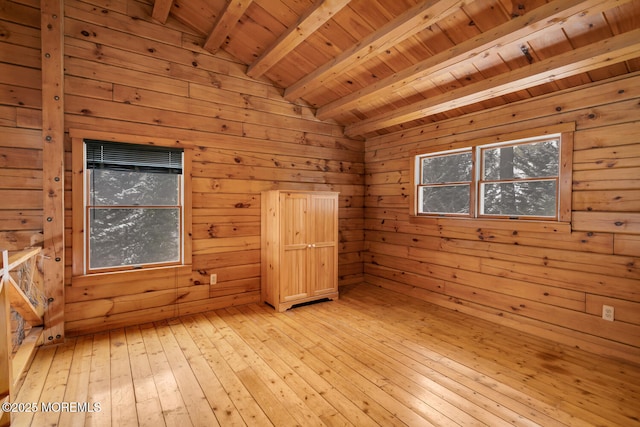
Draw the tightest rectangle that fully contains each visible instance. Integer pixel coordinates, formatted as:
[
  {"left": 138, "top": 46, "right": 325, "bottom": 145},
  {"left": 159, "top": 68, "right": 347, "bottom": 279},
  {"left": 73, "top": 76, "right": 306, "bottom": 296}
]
[
  {"left": 71, "top": 129, "right": 192, "bottom": 277},
  {"left": 409, "top": 123, "right": 574, "bottom": 233}
]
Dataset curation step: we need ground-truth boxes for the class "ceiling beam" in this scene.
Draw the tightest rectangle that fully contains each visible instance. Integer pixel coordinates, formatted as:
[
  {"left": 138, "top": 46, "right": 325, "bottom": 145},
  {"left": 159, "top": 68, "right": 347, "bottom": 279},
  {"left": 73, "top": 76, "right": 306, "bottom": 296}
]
[
  {"left": 283, "top": 0, "right": 465, "bottom": 101},
  {"left": 344, "top": 28, "right": 640, "bottom": 137},
  {"left": 246, "top": 0, "right": 352, "bottom": 79},
  {"left": 152, "top": 0, "right": 174, "bottom": 24},
  {"left": 204, "top": 0, "right": 254, "bottom": 54},
  {"left": 317, "top": 0, "right": 629, "bottom": 121}
]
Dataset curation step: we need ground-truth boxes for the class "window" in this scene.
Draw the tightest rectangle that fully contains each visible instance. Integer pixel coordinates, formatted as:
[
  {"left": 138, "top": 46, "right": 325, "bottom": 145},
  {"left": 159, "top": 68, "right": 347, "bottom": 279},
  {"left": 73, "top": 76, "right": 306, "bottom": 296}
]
[
  {"left": 414, "top": 131, "right": 572, "bottom": 221},
  {"left": 479, "top": 138, "right": 559, "bottom": 218},
  {"left": 83, "top": 140, "right": 185, "bottom": 272},
  {"left": 418, "top": 149, "right": 473, "bottom": 215}
]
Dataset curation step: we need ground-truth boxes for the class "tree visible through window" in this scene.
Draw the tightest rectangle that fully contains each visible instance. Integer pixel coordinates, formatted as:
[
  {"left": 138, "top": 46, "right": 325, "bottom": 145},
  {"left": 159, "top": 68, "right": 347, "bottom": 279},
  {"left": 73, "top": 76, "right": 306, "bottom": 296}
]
[
  {"left": 419, "top": 150, "right": 473, "bottom": 215},
  {"left": 85, "top": 141, "right": 184, "bottom": 271},
  {"left": 480, "top": 139, "right": 559, "bottom": 217},
  {"left": 416, "top": 135, "right": 565, "bottom": 220}
]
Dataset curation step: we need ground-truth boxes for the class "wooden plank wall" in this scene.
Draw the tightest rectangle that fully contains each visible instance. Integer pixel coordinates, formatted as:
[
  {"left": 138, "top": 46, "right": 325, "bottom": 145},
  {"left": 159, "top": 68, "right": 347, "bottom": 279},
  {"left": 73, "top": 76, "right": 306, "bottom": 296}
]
[
  {"left": 0, "top": 0, "right": 44, "bottom": 252},
  {"left": 0, "top": 0, "right": 364, "bottom": 336},
  {"left": 364, "top": 72, "right": 640, "bottom": 364}
]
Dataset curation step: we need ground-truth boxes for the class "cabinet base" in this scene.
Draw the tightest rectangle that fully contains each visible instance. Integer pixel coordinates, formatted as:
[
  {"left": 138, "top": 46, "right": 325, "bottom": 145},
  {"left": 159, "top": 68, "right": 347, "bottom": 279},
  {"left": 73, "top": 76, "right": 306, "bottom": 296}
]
[{"left": 266, "top": 292, "right": 339, "bottom": 312}]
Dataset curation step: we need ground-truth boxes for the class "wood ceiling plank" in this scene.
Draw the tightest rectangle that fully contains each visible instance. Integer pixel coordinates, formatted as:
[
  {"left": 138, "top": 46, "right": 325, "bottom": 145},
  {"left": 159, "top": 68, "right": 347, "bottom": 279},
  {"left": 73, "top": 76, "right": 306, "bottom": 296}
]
[
  {"left": 204, "top": 0, "right": 254, "bottom": 54},
  {"left": 318, "top": 0, "right": 633, "bottom": 121},
  {"left": 152, "top": 0, "right": 174, "bottom": 24},
  {"left": 461, "top": 0, "right": 512, "bottom": 33},
  {"left": 246, "top": 0, "right": 352, "bottom": 79},
  {"left": 221, "top": 5, "right": 280, "bottom": 65},
  {"left": 255, "top": 0, "right": 313, "bottom": 23},
  {"left": 344, "top": 28, "right": 640, "bottom": 137},
  {"left": 437, "top": 6, "right": 482, "bottom": 45},
  {"left": 167, "top": 0, "right": 226, "bottom": 35},
  {"left": 283, "top": 0, "right": 466, "bottom": 101},
  {"left": 561, "top": 6, "right": 625, "bottom": 82}
]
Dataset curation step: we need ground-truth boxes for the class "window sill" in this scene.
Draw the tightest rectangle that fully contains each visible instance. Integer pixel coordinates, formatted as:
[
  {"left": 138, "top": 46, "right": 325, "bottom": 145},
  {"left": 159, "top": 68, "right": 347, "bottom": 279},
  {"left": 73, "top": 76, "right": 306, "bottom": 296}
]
[
  {"left": 409, "top": 215, "right": 571, "bottom": 234},
  {"left": 71, "top": 264, "right": 192, "bottom": 287}
]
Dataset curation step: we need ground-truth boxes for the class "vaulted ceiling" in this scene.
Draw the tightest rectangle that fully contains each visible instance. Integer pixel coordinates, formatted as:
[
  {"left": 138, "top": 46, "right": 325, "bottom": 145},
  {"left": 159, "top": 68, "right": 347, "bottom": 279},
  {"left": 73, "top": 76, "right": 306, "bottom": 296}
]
[{"left": 151, "top": 0, "right": 640, "bottom": 139}]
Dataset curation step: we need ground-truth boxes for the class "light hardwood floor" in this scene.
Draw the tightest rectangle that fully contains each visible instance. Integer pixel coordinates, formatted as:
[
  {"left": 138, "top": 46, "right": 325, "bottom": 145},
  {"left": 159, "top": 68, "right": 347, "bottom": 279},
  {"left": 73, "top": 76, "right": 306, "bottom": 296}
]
[{"left": 10, "top": 283, "right": 640, "bottom": 426}]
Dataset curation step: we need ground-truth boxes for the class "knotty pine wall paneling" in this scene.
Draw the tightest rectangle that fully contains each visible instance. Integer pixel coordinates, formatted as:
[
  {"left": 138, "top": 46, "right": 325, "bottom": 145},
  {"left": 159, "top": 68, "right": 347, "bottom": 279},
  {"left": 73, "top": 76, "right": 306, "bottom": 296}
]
[
  {"left": 0, "top": 0, "right": 45, "bottom": 260},
  {"left": 364, "top": 72, "right": 640, "bottom": 364},
  {"left": 0, "top": 0, "right": 364, "bottom": 335}
]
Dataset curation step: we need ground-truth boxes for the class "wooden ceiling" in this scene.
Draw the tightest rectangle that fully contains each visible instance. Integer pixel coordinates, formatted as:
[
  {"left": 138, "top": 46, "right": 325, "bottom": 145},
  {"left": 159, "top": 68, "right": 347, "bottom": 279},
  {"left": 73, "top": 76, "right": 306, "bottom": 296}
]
[{"left": 151, "top": 0, "right": 640, "bottom": 139}]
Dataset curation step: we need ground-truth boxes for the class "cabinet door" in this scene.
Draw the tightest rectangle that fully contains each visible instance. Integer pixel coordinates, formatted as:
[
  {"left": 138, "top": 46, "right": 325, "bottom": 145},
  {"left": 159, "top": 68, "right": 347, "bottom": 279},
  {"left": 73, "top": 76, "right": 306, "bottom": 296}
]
[
  {"left": 281, "top": 193, "right": 309, "bottom": 302},
  {"left": 309, "top": 193, "right": 338, "bottom": 296}
]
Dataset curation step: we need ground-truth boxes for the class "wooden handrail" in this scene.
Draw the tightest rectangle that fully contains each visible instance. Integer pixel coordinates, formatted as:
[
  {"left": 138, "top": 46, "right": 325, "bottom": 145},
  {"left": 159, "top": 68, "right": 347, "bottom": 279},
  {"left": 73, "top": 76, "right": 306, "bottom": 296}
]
[
  {"left": 1, "top": 249, "right": 44, "bottom": 327},
  {"left": 3, "top": 248, "right": 41, "bottom": 274},
  {"left": 1, "top": 248, "right": 45, "bottom": 426}
]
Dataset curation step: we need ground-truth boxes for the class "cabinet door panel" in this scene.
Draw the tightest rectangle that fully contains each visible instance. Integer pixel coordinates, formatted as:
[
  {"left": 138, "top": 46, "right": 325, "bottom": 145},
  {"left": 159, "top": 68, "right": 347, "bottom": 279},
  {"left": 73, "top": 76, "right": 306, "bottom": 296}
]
[
  {"left": 309, "top": 194, "right": 337, "bottom": 296},
  {"left": 310, "top": 194, "right": 337, "bottom": 244},
  {"left": 310, "top": 246, "right": 336, "bottom": 296},
  {"left": 282, "top": 248, "right": 307, "bottom": 301},
  {"left": 283, "top": 193, "right": 308, "bottom": 246}
]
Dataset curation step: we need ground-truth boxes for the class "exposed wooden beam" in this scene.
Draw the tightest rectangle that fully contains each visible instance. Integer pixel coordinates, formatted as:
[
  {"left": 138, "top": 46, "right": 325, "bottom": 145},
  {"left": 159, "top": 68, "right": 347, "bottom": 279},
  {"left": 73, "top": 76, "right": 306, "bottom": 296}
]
[
  {"left": 317, "top": 0, "right": 629, "bottom": 121},
  {"left": 41, "top": 0, "right": 65, "bottom": 344},
  {"left": 204, "top": 0, "right": 254, "bottom": 54},
  {"left": 344, "top": 28, "right": 640, "bottom": 137},
  {"left": 246, "top": 0, "right": 352, "bottom": 79},
  {"left": 283, "top": 0, "right": 464, "bottom": 101},
  {"left": 152, "top": 0, "right": 174, "bottom": 24}
]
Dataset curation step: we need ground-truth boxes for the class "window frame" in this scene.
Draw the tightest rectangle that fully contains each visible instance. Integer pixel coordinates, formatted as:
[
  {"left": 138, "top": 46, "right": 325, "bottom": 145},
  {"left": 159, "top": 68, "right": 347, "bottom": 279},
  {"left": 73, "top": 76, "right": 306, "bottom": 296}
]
[
  {"left": 416, "top": 147, "right": 474, "bottom": 217},
  {"left": 71, "top": 130, "right": 192, "bottom": 277},
  {"left": 411, "top": 125, "right": 573, "bottom": 225}
]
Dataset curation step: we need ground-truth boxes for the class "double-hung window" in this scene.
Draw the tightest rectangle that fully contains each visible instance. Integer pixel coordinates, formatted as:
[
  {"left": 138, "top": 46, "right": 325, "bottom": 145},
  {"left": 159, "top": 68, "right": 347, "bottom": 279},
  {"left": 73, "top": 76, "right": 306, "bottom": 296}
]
[
  {"left": 479, "top": 138, "right": 559, "bottom": 218},
  {"left": 418, "top": 149, "right": 474, "bottom": 216},
  {"left": 84, "top": 140, "right": 185, "bottom": 272},
  {"left": 414, "top": 131, "right": 572, "bottom": 221}
]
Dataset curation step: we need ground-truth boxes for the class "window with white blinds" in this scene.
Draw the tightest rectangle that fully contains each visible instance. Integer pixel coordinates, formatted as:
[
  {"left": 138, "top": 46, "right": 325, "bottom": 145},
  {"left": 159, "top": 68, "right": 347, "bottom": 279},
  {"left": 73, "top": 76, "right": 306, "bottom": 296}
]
[{"left": 84, "top": 140, "right": 184, "bottom": 272}]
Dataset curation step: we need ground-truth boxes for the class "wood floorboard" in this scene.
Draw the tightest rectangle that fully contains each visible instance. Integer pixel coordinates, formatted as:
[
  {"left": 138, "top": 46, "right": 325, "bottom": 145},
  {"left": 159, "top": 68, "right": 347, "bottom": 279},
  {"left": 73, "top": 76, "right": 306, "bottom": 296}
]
[{"left": 10, "top": 283, "right": 640, "bottom": 426}]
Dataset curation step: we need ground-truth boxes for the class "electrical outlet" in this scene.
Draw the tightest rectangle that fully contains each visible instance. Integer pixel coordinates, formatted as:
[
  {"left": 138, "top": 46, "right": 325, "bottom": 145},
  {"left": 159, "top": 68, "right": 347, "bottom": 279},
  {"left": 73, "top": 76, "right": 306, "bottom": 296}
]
[
  {"left": 210, "top": 273, "right": 217, "bottom": 285},
  {"left": 602, "top": 305, "right": 614, "bottom": 321}
]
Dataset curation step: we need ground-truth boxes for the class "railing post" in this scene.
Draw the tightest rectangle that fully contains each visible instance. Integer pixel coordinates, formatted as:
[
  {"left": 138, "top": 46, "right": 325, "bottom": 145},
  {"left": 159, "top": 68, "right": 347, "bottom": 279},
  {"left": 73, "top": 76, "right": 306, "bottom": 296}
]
[
  {"left": 41, "top": 0, "right": 66, "bottom": 344},
  {"left": 1, "top": 250, "right": 13, "bottom": 426}
]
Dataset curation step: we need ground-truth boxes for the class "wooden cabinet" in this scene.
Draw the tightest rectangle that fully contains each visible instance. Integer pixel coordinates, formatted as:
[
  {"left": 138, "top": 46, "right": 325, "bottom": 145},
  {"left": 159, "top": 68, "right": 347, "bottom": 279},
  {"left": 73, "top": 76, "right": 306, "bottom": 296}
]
[{"left": 261, "top": 190, "right": 339, "bottom": 311}]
